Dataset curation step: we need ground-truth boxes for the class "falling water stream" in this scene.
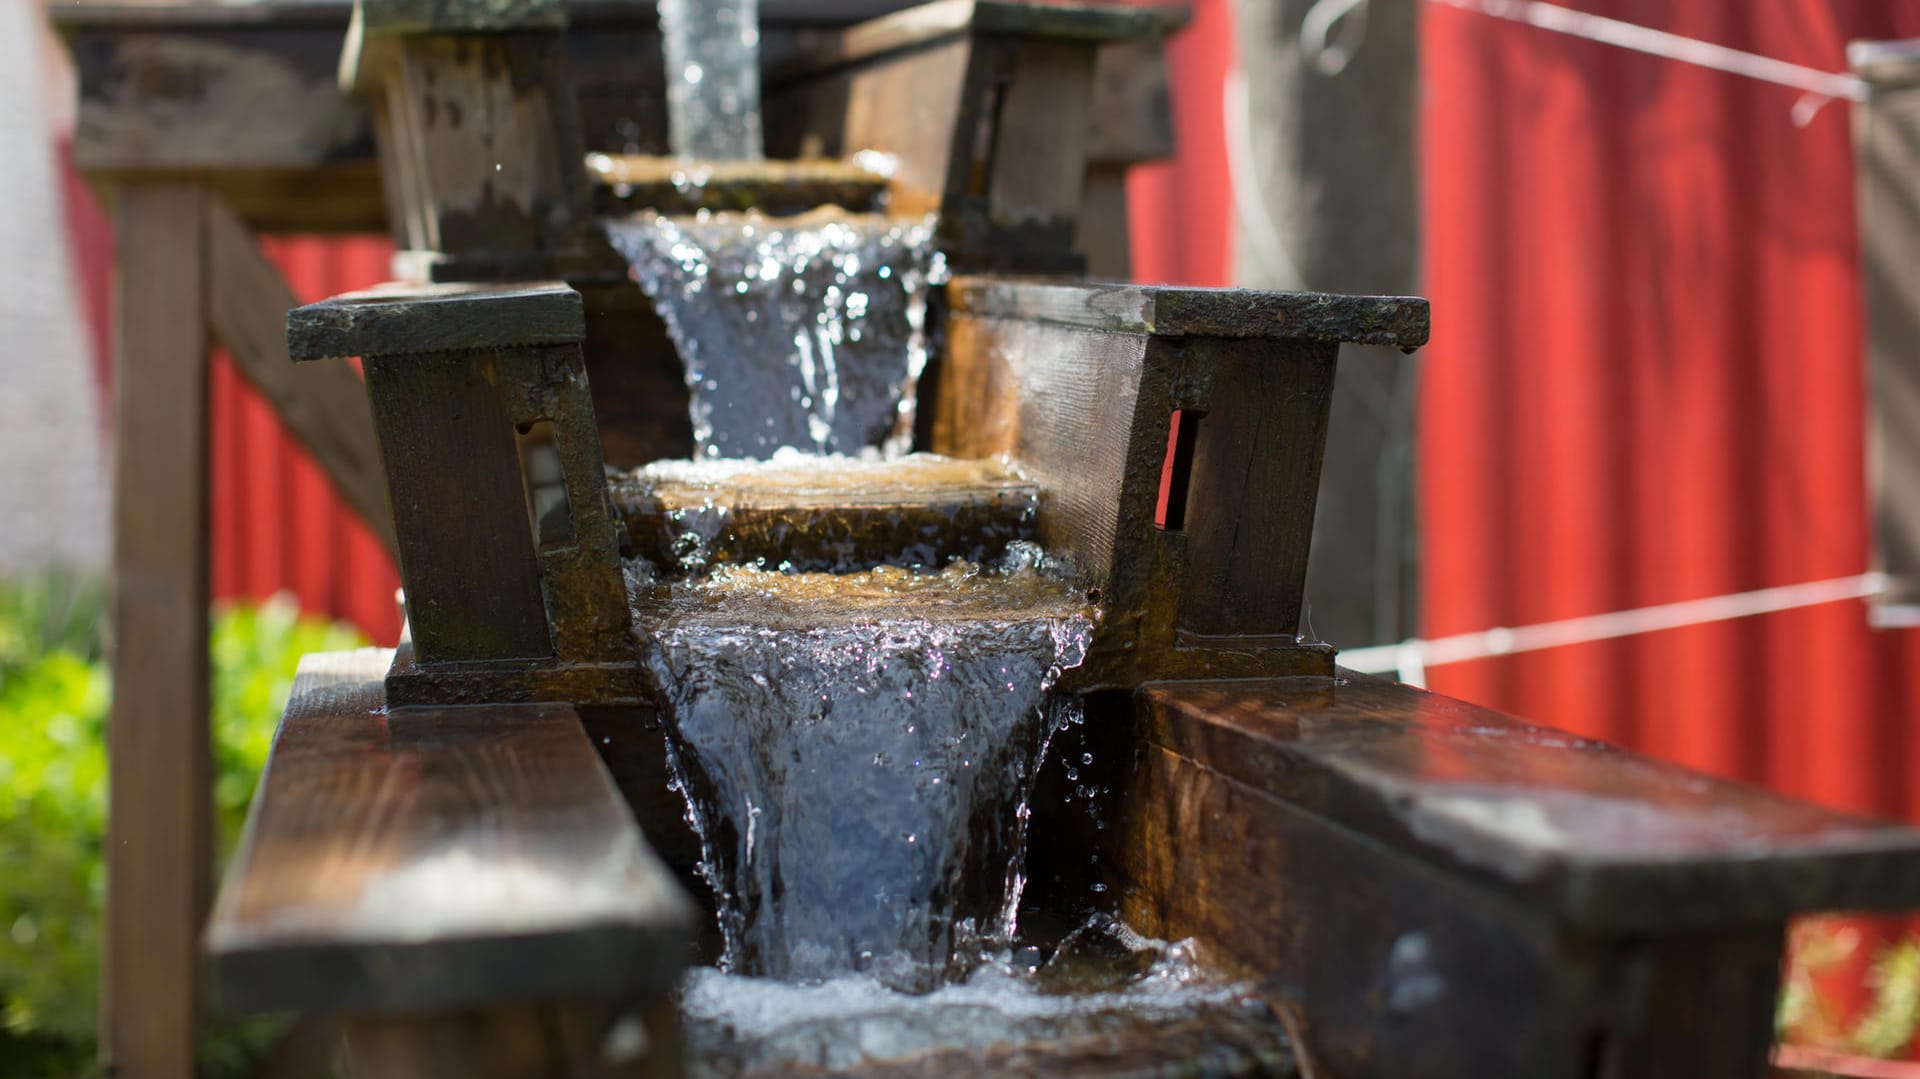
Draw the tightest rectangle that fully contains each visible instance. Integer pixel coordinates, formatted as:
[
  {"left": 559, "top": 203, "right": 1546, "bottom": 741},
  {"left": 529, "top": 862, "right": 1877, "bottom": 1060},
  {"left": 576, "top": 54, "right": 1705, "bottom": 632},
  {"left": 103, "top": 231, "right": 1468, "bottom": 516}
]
[
  {"left": 627, "top": 6, "right": 1263, "bottom": 1065},
  {"left": 608, "top": 210, "right": 944, "bottom": 461}
]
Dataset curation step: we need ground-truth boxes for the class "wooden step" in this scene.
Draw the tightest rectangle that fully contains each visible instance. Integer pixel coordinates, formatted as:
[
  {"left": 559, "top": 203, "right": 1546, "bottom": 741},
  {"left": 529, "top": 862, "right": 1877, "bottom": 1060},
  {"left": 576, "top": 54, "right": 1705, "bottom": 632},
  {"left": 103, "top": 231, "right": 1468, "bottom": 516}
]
[{"left": 609, "top": 453, "right": 1039, "bottom": 573}]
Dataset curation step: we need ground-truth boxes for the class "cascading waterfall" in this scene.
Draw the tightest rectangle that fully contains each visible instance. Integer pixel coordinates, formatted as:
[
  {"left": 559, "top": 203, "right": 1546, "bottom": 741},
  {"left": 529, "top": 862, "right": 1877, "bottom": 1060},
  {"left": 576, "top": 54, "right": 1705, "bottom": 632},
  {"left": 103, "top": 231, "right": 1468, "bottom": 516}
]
[
  {"left": 632, "top": 555, "right": 1094, "bottom": 991},
  {"left": 608, "top": 210, "right": 944, "bottom": 461}
]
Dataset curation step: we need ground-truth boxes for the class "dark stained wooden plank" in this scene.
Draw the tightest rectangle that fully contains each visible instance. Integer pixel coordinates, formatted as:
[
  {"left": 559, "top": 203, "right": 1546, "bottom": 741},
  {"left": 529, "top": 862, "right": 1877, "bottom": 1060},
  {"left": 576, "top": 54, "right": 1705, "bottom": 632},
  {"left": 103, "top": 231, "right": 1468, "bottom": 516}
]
[
  {"left": 1140, "top": 676, "right": 1920, "bottom": 931},
  {"left": 1178, "top": 339, "right": 1338, "bottom": 639},
  {"left": 948, "top": 276, "right": 1432, "bottom": 347},
  {"left": 361, "top": 350, "right": 554, "bottom": 664},
  {"left": 105, "top": 183, "right": 212, "bottom": 1079},
  {"left": 205, "top": 195, "right": 398, "bottom": 554},
  {"left": 769, "top": 0, "right": 1168, "bottom": 84},
  {"left": 207, "top": 649, "right": 698, "bottom": 1014},
  {"left": 287, "top": 281, "right": 584, "bottom": 361},
  {"left": 936, "top": 280, "right": 1409, "bottom": 686}
]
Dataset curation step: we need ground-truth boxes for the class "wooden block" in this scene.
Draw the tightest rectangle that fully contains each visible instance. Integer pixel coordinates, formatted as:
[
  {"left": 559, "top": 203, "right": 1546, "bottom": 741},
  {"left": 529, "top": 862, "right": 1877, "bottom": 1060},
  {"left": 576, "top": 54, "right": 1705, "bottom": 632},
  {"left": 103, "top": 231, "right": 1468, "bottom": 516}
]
[
  {"left": 1100, "top": 676, "right": 1902, "bottom": 1075},
  {"left": 362, "top": 349, "right": 554, "bottom": 664},
  {"left": 207, "top": 649, "right": 698, "bottom": 1014},
  {"left": 205, "top": 195, "right": 398, "bottom": 554},
  {"left": 1138, "top": 677, "right": 1920, "bottom": 931},
  {"left": 766, "top": 0, "right": 1169, "bottom": 270},
  {"left": 287, "top": 281, "right": 585, "bottom": 361},
  {"left": 105, "top": 183, "right": 212, "bottom": 1079},
  {"left": 934, "top": 278, "right": 1428, "bottom": 686}
]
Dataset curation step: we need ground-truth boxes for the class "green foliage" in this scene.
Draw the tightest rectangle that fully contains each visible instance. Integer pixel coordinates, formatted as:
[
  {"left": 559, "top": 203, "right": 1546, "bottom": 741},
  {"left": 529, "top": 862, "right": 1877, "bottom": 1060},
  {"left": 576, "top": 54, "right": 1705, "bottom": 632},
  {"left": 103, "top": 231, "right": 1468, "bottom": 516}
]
[{"left": 0, "top": 571, "right": 365, "bottom": 1075}]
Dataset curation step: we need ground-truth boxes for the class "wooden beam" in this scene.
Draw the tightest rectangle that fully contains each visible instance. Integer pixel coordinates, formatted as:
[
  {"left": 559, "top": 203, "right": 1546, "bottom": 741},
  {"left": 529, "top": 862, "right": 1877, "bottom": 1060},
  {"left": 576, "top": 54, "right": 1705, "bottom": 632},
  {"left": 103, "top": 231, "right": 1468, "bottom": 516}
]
[
  {"left": 206, "top": 649, "right": 696, "bottom": 1014},
  {"left": 205, "top": 196, "right": 398, "bottom": 555},
  {"left": 104, "top": 182, "right": 212, "bottom": 1079}
]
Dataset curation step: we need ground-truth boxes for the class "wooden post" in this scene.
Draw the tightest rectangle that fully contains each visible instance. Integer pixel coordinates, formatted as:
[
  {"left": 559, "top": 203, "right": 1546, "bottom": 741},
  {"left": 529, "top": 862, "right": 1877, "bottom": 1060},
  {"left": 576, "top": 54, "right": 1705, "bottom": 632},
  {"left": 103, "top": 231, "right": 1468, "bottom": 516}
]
[
  {"left": 1852, "top": 40, "right": 1920, "bottom": 621},
  {"left": 103, "top": 183, "right": 213, "bottom": 1079}
]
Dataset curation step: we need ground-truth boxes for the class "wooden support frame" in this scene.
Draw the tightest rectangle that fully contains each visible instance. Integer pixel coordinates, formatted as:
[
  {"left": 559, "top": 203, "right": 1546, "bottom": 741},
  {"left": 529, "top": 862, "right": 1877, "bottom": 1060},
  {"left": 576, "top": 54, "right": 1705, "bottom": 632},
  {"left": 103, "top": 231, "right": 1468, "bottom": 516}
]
[
  {"left": 1852, "top": 39, "right": 1920, "bottom": 623},
  {"left": 100, "top": 181, "right": 393, "bottom": 1078}
]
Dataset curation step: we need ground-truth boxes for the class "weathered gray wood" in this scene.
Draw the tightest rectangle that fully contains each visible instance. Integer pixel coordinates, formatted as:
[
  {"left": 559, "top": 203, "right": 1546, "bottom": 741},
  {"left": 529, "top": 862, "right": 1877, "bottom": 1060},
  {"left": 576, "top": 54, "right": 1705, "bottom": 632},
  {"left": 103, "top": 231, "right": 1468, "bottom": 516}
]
[
  {"left": 1141, "top": 676, "right": 1920, "bottom": 931},
  {"left": 948, "top": 277, "right": 1431, "bottom": 346},
  {"left": 205, "top": 196, "right": 398, "bottom": 554},
  {"left": 288, "top": 282, "right": 584, "bottom": 361},
  {"left": 935, "top": 279, "right": 1426, "bottom": 686},
  {"left": 105, "top": 183, "right": 212, "bottom": 1079},
  {"left": 771, "top": 0, "right": 1168, "bottom": 82},
  {"left": 207, "top": 649, "right": 697, "bottom": 1014},
  {"left": 1853, "top": 39, "right": 1920, "bottom": 613},
  {"left": 608, "top": 454, "right": 1039, "bottom": 572},
  {"left": 355, "top": 0, "right": 566, "bottom": 36}
]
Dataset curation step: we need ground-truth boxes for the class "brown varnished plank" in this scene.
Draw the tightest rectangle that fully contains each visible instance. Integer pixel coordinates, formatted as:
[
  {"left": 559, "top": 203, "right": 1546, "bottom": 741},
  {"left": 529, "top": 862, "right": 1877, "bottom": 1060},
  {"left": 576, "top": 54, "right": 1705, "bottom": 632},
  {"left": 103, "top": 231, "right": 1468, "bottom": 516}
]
[
  {"left": 1178, "top": 338, "right": 1337, "bottom": 639},
  {"left": 205, "top": 195, "right": 398, "bottom": 554},
  {"left": 1140, "top": 676, "right": 1920, "bottom": 932},
  {"left": 948, "top": 276, "right": 1431, "bottom": 346},
  {"left": 361, "top": 350, "right": 554, "bottom": 664},
  {"left": 207, "top": 649, "right": 696, "bottom": 1014},
  {"left": 105, "top": 182, "right": 212, "bottom": 1079}
]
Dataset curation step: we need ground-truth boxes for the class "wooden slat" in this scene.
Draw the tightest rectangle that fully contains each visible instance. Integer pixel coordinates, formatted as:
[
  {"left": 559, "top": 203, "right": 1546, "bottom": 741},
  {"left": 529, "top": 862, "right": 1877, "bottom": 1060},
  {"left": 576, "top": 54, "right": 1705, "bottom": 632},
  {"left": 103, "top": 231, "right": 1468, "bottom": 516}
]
[
  {"left": 362, "top": 352, "right": 554, "bottom": 664},
  {"left": 205, "top": 195, "right": 398, "bottom": 554},
  {"left": 1140, "top": 676, "right": 1920, "bottom": 932},
  {"left": 1854, "top": 43, "right": 1920, "bottom": 611},
  {"left": 104, "top": 183, "right": 212, "bottom": 1079},
  {"left": 287, "top": 282, "right": 585, "bottom": 361},
  {"left": 207, "top": 649, "right": 697, "bottom": 1014}
]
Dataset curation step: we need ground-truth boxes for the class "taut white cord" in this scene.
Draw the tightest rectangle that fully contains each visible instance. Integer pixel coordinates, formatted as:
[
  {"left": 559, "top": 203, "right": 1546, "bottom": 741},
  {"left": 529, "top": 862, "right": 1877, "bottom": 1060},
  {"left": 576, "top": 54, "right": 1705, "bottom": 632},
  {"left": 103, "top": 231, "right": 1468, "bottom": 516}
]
[
  {"left": 1431, "top": 0, "right": 1869, "bottom": 125},
  {"left": 1340, "top": 573, "right": 1890, "bottom": 686}
]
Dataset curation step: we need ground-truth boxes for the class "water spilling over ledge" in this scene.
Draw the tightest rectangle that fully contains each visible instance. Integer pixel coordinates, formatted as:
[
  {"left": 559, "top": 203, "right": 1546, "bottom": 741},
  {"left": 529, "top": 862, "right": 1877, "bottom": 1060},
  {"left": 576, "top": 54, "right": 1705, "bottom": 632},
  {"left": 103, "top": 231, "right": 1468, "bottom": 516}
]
[
  {"left": 632, "top": 555, "right": 1096, "bottom": 990},
  {"left": 608, "top": 210, "right": 945, "bottom": 460},
  {"left": 608, "top": 450, "right": 1040, "bottom": 574}
]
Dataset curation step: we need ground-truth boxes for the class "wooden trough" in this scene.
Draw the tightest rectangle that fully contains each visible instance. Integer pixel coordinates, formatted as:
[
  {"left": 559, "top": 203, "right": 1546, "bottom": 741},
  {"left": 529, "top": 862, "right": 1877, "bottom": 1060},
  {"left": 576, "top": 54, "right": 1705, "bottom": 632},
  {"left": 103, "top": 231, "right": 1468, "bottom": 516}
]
[{"left": 56, "top": 0, "right": 1920, "bottom": 1075}]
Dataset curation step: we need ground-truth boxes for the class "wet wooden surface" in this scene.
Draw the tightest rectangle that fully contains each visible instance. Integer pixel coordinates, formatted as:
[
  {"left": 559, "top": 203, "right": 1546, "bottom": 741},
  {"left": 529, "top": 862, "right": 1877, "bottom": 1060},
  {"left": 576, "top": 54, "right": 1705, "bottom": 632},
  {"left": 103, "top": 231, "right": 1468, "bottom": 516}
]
[
  {"left": 1098, "top": 675, "right": 1890, "bottom": 1076},
  {"left": 206, "top": 195, "right": 398, "bottom": 553},
  {"left": 287, "top": 281, "right": 584, "bottom": 360},
  {"left": 607, "top": 454, "right": 1038, "bottom": 572},
  {"left": 1140, "top": 675, "right": 1920, "bottom": 931},
  {"left": 207, "top": 648, "right": 696, "bottom": 1014}
]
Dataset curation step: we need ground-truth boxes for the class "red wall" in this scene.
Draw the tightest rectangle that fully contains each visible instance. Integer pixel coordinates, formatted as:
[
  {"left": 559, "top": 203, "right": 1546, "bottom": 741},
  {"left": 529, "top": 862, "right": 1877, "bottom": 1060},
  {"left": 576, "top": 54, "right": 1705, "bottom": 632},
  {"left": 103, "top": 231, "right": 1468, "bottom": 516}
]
[
  {"left": 64, "top": 0, "right": 1920, "bottom": 822},
  {"left": 1421, "top": 0, "right": 1920, "bottom": 823}
]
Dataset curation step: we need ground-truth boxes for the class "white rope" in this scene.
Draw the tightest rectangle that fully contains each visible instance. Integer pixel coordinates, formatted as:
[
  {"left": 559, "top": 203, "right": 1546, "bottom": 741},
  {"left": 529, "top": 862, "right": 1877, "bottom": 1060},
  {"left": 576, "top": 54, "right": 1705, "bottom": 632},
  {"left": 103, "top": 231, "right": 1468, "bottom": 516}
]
[
  {"left": 1340, "top": 573, "right": 1889, "bottom": 686},
  {"left": 1431, "top": 0, "right": 1869, "bottom": 125}
]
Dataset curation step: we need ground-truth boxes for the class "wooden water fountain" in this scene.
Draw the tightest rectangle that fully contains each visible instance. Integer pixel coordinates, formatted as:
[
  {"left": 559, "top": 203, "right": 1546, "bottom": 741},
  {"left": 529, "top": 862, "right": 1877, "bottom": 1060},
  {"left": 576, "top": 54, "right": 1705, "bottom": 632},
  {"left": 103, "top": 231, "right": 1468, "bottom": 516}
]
[{"left": 188, "top": 1, "right": 1920, "bottom": 1076}]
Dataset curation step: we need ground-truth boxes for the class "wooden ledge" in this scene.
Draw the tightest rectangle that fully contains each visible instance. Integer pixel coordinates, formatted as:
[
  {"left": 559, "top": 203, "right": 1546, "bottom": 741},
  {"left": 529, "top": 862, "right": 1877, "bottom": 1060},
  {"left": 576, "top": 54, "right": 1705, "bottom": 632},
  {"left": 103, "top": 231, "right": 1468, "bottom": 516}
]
[
  {"left": 205, "top": 648, "right": 696, "bottom": 1014},
  {"left": 769, "top": 0, "right": 1173, "bottom": 86},
  {"left": 1139, "top": 676, "right": 1920, "bottom": 933},
  {"left": 287, "top": 282, "right": 585, "bottom": 361},
  {"left": 947, "top": 277, "right": 1431, "bottom": 350}
]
